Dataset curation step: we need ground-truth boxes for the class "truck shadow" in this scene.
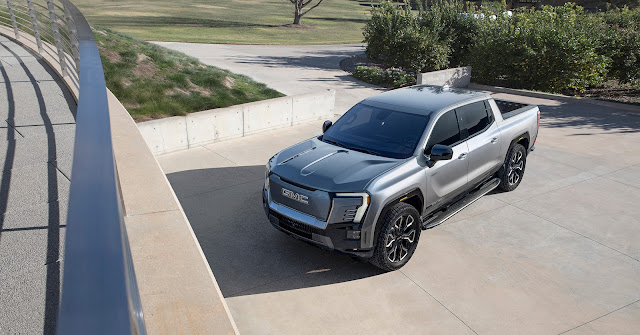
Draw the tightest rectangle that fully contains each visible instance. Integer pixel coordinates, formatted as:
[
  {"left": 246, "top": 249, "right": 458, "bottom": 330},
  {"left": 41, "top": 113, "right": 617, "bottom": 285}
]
[{"left": 166, "top": 166, "right": 385, "bottom": 298}]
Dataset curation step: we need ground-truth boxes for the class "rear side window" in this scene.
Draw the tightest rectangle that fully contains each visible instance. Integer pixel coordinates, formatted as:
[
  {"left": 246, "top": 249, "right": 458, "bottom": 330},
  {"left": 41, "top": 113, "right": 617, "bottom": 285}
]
[
  {"left": 426, "top": 110, "right": 461, "bottom": 150},
  {"left": 457, "top": 101, "right": 491, "bottom": 137}
]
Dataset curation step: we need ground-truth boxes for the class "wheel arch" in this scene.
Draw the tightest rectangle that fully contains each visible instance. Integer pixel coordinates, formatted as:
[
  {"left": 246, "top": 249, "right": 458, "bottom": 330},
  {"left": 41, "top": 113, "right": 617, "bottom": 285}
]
[
  {"left": 511, "top": 132, "right": 530, "bottom": 152},
  {"left": 373, "top": 189, "right": 424, "bottom": 245},
  {"left": 498, "top": 132, "right": 530, "bottom": 179}
]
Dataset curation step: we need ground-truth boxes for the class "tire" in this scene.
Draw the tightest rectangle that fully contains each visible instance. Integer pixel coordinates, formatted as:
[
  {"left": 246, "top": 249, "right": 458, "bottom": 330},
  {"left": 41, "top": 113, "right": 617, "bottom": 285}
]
[
  {"left": 498, "top": 143, "right": 527, "bottom": 192},
  {"left": 370, "top": 202, "right": 421, "bottom": 271}
]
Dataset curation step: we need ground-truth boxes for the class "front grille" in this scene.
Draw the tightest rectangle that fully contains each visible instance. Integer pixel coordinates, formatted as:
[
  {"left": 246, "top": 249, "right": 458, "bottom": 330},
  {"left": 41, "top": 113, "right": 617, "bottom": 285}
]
[
  {"left": 273, "top": 211, "right": 320, "bottom": 239},
  {"left": 269, "top": 175, "right": 331, "bottom": 221}
]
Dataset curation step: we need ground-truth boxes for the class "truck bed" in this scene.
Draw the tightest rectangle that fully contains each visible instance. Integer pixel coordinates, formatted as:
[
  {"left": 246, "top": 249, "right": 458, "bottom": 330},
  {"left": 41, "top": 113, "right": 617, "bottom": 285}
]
[{"left": 494, "top": 99, "right": 535, "bottom": 119}]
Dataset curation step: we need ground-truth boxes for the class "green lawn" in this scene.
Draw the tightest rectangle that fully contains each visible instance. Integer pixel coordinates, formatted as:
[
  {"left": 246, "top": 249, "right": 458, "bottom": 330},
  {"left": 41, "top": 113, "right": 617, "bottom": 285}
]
[
  {"left": 73, "top": 0, "right": 377, "bottom": 44},
  {"left": 94, "top": 28, "right": 283, "bottom": 121}
]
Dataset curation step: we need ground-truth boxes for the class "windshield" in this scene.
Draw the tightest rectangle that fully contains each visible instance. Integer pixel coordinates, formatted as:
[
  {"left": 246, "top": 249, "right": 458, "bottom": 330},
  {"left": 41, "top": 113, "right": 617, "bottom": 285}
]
[{"left": 322, "top": 103, "right": 429, "bottom": 159}]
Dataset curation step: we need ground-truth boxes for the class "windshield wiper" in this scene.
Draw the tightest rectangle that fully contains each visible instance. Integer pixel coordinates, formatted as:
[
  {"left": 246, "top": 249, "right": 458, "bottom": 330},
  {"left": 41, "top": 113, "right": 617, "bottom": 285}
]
[
  {"left": 324, "top": 139, "right": 381, "bottom": 156},
  {"left": 346, "top": 146, "right": 382, "bottom": 156},
  {"left": 323, "top": 138, "right": 348, "bottom": 149}
]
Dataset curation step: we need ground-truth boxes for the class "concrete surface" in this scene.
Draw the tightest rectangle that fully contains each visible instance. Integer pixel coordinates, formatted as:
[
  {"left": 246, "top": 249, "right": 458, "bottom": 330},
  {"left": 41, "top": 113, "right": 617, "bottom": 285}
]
[
  {"left": 109, "top": 92, "right": 239, "bottom": 334},
  {"left": 152, "top": 42, "right": 383, "bottom": 115},
  {"left": 0, "top": 26, "right": 79, "bottom": 100},
  {"left": 418, "top": 66, "right": 472, "bottom": 88},
  {"left": 158, "top": 91, "right": 640, "bottom": 334},
  {"left": 469, "top": 83, "right": 640, "bottom": 113},
  {"left": 138, "top": 89, "right": 335, "bottom": 155},
  {"left": 0, "top": 36, "right": 75, "bottom": 334}
]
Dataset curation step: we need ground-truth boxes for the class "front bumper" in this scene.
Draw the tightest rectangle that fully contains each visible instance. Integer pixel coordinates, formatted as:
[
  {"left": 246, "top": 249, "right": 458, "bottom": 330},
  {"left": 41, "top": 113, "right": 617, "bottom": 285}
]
[{"left": 263, "top": 187, "right": 372, "bottom": 257}]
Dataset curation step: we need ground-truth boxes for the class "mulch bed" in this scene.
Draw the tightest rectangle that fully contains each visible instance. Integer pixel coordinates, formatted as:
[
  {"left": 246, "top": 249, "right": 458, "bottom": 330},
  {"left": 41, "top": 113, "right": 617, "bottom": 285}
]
[{"left": 579, "top": 81, "right": 640, "bottom": 106}]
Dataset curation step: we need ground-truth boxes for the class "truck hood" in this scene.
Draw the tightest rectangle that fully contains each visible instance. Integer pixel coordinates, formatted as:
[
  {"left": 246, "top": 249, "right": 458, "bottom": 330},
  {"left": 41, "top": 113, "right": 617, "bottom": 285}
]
[{"left": 270, "top": 137, "right": 404, "bottom": 192}]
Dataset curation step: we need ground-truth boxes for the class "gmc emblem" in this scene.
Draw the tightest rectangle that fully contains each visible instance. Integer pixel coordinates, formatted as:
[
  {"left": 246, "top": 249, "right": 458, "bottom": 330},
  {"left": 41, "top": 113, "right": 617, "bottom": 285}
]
[{"left": 282, "top": 188, "right": 309, "bottom": 205}]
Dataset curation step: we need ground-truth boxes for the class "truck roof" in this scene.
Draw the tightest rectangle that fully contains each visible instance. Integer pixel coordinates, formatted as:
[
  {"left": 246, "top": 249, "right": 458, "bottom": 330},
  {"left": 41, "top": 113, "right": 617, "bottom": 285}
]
[{"left": 361, "top": 85, "right": 490, "bottom": 116}]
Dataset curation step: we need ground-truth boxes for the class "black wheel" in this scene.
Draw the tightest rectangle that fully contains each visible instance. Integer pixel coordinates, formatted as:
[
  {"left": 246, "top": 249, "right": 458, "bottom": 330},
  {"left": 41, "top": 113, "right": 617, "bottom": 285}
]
[
  {"left": 370, "top": 202, "right": 421, "bottom": 271},
  {"left": 498, "top": 143, "right": 527, "bottom": 192}
]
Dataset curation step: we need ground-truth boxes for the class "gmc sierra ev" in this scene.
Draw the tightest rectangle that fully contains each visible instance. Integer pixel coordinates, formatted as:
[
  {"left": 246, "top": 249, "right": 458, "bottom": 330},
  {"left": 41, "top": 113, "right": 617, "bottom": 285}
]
[{"left": 263, "top": 85, "right": 540, "bottom": 271}]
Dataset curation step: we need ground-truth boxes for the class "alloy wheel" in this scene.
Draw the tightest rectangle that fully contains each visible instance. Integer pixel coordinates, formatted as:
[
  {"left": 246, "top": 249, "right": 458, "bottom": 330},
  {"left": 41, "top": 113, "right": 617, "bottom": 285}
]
[
  {"left": 385, "top": 214, "right": 416, "bottom": 263},
  {"left": 508, "top": 150, "right": 524, "bottom": 186}
]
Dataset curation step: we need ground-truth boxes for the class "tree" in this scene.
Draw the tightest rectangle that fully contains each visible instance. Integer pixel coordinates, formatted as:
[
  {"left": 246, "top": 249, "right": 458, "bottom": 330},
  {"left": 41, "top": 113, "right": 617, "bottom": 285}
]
[{"left": 289, "top": 0, "right": 325, "bottom": 25}]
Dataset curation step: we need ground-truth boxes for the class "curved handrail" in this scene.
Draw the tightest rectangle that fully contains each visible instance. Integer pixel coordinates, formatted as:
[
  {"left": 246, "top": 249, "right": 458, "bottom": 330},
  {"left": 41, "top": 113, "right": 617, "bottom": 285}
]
[{"left": 0, "top": 1, "right": 145, "bottom": 334}]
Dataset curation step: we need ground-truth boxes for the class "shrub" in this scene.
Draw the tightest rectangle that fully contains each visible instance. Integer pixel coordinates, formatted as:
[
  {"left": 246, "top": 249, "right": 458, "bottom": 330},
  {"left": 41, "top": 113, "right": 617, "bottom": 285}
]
[
  {"left": 597, "top": 7, "right": 640, "bottom": 85},
  {"left": 362, "top": 1, "right": 640, "bottom": 93},
  {"left": 419, "top": 1, "right": 504, "bottom": 67},
  {"left": 352, "top": 66, "right": 416, "bottom": 88},
  {"left": 363, "top": 1, "right": 449, "bottom": 73},
  {"left": 468, "top": 4, "right": 610, "bottom": 93}
]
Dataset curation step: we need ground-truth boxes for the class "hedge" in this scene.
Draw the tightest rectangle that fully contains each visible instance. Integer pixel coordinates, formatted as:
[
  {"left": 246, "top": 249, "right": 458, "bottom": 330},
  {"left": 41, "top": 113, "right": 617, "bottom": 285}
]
[{"left": 362, "top": 1, "right": 640, "bottom": 93}]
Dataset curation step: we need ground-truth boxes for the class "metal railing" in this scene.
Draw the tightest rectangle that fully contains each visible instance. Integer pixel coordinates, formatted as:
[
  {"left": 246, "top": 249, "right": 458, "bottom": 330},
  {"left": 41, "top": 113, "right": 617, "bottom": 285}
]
[{"left": 0, "top": 1, "right": 146, "bottom": 334}]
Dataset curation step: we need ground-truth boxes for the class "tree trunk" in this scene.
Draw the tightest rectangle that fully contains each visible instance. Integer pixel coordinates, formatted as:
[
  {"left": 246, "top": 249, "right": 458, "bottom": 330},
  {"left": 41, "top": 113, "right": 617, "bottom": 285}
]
[{"left": 294, "top": 11, "right": 302, "bottom": 25}]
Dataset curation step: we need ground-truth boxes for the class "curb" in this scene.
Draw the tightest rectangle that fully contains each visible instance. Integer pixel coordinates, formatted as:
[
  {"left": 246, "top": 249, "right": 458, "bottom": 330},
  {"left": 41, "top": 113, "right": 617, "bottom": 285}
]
[{"left": 468, "top": 83, "right": 640, "bottom": 113}]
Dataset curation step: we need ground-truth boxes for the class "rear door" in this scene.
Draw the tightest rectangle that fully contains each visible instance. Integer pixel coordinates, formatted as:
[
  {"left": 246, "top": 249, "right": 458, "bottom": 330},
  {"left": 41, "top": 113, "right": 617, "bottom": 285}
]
[
  {"left": 457, "top": 100, "right": 502, "bottom": 186},
  {"left": 424, "top": 109, "right": 469, "bottom": 209}
]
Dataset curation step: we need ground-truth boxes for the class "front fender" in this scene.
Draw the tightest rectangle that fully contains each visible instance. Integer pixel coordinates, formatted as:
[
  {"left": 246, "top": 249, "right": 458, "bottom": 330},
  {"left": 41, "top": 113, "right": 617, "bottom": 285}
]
[{"left": 359, "top": 158, "right": 427, "bottom": 249}]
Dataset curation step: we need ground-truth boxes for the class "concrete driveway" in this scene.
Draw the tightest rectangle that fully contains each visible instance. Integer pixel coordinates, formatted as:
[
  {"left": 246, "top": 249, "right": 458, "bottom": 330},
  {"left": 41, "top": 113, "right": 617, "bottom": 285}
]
[
  {"left": 152, "top": 42, "right": 383, "bottom": 114},
  {"left": 157, "top": 91, "right": 640, "bottom": 334}
]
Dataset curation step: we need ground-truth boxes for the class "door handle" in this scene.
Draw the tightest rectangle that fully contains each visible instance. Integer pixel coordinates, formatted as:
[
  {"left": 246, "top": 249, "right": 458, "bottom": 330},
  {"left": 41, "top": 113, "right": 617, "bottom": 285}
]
[
  {"left": 458, "top": 153, "right": 467, "bottom": 160},
  {"left": 491, "top": 137, "right": 499, "bottom": 144}
]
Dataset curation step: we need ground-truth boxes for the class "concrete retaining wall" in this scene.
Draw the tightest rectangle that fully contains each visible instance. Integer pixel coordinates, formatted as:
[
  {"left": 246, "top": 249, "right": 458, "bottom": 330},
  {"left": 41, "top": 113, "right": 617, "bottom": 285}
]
[
  {"left": 417, "top": 66, "right": 471, "bottom": 88},
  {"left": 138, "top": 89, "right": 336, "bottom": 155}
]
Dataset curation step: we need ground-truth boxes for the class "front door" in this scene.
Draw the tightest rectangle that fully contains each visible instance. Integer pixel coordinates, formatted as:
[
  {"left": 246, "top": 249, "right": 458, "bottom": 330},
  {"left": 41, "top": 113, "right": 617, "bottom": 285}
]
[{"left": 424, "top": 109, "right": 469, "bottom": 210}]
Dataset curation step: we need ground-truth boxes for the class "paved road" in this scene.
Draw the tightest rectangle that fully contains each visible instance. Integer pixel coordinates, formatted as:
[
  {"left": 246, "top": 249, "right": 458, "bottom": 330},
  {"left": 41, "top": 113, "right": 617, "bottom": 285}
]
[
  {"left": 152, "top": 42, "right": 383, "bottom": 114},
  {"left": 0, "top": 36, "right": 75, "bottom": 334},
  {"left": 158, "top": 91, "right": 640, "bottom": 334}
]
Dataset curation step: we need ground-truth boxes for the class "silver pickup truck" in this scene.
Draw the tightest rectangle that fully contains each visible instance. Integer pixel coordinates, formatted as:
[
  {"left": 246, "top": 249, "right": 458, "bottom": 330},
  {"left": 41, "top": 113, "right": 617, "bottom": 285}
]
[{"left": 263, "top": 85, "right": 540, "bottom": 270}]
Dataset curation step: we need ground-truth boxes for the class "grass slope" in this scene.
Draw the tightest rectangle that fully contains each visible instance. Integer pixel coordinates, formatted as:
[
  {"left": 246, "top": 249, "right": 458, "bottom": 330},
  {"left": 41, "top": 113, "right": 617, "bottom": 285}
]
[
  {"left": 74, "top": 0, "right": 377, "bottom": 44},
  {"left": 94, "top": 28, "right": 283, "bottom": 121}
]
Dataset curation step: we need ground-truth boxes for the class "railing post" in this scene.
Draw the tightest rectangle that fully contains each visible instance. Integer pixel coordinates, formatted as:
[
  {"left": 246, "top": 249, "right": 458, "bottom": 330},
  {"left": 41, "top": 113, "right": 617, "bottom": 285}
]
[
  {"left": 5, "top": 0, "right": 20, "bottom": 40},
  {"left": 62, "top": 3, "right": 79, "bottom": 71},
  {"left": 26, "top": 0, "right": 43, "bottom": 53},
  {"left": 46, "top": 0, "right": 67, "bottom": 77}
]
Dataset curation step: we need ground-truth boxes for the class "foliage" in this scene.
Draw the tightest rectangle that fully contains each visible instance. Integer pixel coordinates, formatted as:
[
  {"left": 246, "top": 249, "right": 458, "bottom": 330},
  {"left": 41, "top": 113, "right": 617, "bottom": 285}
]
[
  {"left": 469, "top": 4, "right": 609, "bottom": 93},
  {"left": 93, "top": 27, "right": 283, "bottom": 121},
  {"left": 419, "top": 1, "right": 504, "bottom": 67},
  {"left": 597, "top": 7, "right": 640, "bottom": 85},
  {"left": 352, "top": 65, "right": 416, "bottom": 88},
  {"left": 363, "top": 1, "right": 640, "bottom": 93},
  {"left": 363, "top": 1, "right": 449, "bottom": 73}
]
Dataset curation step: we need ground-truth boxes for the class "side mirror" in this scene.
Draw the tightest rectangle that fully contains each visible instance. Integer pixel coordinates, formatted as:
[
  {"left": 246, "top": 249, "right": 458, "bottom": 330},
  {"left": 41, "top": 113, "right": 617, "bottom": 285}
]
[
  {"left": 322, "top": 120, "right": 333, "bottom": 133},
  {"left": 426, "top": 144, "right": 453, "bottom": 163}
]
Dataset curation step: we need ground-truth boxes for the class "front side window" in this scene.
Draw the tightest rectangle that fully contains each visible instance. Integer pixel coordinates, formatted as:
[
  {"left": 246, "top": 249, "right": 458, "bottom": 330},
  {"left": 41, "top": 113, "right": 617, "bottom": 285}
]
[
  {"left": 322, "top": 103, "right": 430, "bottom": 159},
  {"left": 457, "top": 101, "right": 491, "bottom": 137},
  {"left": 426, "top": 110, "right": 461, "bottom": 151}
]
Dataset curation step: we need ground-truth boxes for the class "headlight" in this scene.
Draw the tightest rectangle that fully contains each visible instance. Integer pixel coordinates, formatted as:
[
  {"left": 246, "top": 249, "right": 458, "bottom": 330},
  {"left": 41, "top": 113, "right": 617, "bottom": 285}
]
[
  {"left": 264, "top": 156, "right": 273, "bottom": 190},
  {"left": 264, "top": 162, "right": 270, "bottom": 190},
  {"left": 335, "top": 193, "right": 370, "bottom": 223}
]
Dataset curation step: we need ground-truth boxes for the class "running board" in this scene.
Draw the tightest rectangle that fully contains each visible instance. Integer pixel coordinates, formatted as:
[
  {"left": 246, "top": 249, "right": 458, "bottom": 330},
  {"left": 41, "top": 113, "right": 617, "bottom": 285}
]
[{"left": 421, "top": 178, "right": 500, "bottom": 230}]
